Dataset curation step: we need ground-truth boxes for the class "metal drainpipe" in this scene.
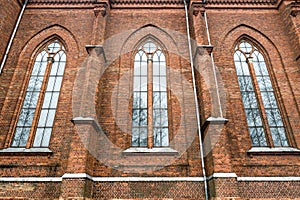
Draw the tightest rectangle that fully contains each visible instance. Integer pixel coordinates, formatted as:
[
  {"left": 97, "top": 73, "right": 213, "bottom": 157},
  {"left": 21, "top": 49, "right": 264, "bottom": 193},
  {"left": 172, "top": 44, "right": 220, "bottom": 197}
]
[
  {"left": 0, "top": 0, "right": 29, "bottom": 74},
  {"left": 183, "top": 1, "right": 209, "bottom": 200},
  {"left": 203, "top": 8, "right": 223, "bottom": 117}
]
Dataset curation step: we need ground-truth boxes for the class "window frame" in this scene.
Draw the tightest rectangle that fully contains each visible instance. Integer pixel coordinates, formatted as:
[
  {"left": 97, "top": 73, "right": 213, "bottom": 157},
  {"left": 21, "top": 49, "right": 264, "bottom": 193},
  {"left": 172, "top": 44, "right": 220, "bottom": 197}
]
[
  {"left": 8, "top": 39, "right": 66, "bottom": 149},
  {"left": 234, "top": 39, "right": 292, "bottom": 148},
  {"left": 130, "top": 39, "right": 170, "bottom": 149}
]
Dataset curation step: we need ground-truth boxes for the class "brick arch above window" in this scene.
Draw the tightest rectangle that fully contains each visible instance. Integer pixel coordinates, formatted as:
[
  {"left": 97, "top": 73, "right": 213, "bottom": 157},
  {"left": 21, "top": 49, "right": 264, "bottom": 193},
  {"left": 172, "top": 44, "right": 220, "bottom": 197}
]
[{"left": 0, "top": 25, "right": 79, "bottom": 150}]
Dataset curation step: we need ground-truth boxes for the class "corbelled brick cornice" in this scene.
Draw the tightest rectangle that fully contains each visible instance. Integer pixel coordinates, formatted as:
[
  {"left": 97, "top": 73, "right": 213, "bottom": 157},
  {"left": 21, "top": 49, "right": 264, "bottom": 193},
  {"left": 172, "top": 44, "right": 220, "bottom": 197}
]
[{"left": 206, "top": 0, "right": 278, "bottom": 5}]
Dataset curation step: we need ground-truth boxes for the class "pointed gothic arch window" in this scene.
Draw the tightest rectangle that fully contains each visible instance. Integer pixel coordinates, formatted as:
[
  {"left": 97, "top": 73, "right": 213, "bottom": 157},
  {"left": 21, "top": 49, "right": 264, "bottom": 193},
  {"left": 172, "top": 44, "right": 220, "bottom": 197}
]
[
  {"left": 11, "top": 40, "right": 66, "bottom": 148},
  {"left": 234, "top": 40, "right": 289, "bottom": 147},
  {"left": 132, "top": 40, "right": 169, "bottom": 148}
]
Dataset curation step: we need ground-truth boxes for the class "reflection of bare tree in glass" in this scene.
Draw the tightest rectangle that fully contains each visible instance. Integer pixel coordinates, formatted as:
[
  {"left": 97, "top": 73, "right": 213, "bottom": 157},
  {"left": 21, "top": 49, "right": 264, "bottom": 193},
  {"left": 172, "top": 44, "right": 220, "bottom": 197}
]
[
  {"left": 12, "top": 40, "right": 66, "bottom": 148},
  {"left": 234, "top": 40, "right": 288, "bottom": 147},
  {"left": 131, "top": 40, "right": 169, "bottom": 147}
]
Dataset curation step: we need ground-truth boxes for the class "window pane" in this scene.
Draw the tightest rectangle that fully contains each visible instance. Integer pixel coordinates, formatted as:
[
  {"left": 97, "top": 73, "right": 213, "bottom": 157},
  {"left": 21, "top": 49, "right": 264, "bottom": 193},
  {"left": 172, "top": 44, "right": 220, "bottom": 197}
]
[
  {"left": 50, "top": 92, "right": 59, "bottom": 108},
  {"left": 153, "top": 92, "right": 160, "bottom": 109},
  {"left": 153, "top": 62, "right": 159, "bottom": 76},
  {"left": 45, "top": 109, "right": 56, "bottom": 127},
  {"left": 140, "top": 128, "right": 148, "bottom": 146},
  {"left": 41, "top": 128, "right": 52, "bottom": 147},
  {"left": 134, "top": 61, "right": 140, "bottom": 76},
  {"left": 132, "top": 110, "right": 140, "bottom": 126},
  {"left": 140, "top": 92, "right": 147, "bottom": 108},
  {"left": 53, "top": 77, "right": 63, "bottom": 91},
  {"left": 154, "top": 128, "right": 161, "bottom": 146},
  {"left": 153, "top": 77, "right": 160, "bottom": 91},
  {"left": 46, "top": 77, "right": 56, "bottom": 91},
  {"left": 141, "top": 77, "right": 147, "bottom": 91},
  {"left": 11, "top": 127, "right": 30, "bottom": 147},
  {"left": 131, "top": 128, "right": 139, "bottom": 147},
  {"left": 133, "top": 92, "right": 140, "bottom": 108},
  {"left": 139, "top": 109, "right": 147, "bottom": 126},
  {"left": 160, "top": 62, "right": 166, "bottom": 76},
  {"left": 33, "top": 128, "right": 44, "bottom": 147},
  {"left": 38, "top": 109, "right": 48, "bottom": 127},
  {"left": 141, "top": 62, "right": 147, "bottom": 76}
]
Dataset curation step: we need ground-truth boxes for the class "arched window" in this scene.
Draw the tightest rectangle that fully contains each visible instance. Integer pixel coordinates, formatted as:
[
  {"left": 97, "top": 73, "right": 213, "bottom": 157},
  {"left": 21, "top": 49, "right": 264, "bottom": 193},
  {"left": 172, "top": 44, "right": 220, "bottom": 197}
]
[
  {"left": 132, "top": 40, "right": 169, "bottom": 147},
  {"left": 11, "top": 40, "right": 66, "bottom": 148},
  {"left": 234, "top": 40, "right": 289, "bottom": 147}
]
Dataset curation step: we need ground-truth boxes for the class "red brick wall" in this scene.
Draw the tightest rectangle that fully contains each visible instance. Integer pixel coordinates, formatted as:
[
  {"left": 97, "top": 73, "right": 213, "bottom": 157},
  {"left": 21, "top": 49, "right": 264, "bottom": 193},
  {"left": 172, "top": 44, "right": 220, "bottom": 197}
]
[{"left": 0, "top": 0, "right": 299, "bottom": 199}]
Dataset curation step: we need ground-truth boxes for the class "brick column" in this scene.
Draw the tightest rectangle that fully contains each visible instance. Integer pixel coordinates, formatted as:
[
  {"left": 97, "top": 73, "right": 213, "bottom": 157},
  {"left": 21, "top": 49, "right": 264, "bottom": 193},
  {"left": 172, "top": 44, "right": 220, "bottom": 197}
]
[{"left": 60, "top": 46, "right": 106, "bottom": 199}]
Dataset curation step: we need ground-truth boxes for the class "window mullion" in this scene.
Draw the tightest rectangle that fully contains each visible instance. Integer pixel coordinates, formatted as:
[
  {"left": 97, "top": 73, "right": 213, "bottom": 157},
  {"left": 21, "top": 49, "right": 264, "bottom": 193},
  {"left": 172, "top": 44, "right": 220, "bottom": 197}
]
[
  {"left": 247, "top": 58, "right": 274, "bottom": 147},
  {"left": 26, "top": 57, "right": 53, "bottom": 148},
  {"left": 147, "top": 54, "right": 153, "bottom": 149}
]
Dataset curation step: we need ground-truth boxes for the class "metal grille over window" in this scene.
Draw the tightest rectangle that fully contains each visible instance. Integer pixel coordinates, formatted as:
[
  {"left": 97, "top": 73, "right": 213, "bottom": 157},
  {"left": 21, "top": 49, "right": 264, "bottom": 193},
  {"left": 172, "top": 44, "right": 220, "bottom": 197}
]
[
  {"left": 11, "top": 40, "right": 66, "bottom": 147},
  {"left": 132, "top": 41, "right": 169, "bottom": 147},
  {"left": 234, "top": 40, "right": 289, "bottom": 147}
]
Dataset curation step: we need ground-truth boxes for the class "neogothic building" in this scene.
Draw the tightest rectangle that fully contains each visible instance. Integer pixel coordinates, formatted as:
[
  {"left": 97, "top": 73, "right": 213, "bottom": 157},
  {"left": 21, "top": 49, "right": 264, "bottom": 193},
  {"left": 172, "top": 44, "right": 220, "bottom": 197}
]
[{"left": 0, "top": 0, "right": 299, "bottom": 199}]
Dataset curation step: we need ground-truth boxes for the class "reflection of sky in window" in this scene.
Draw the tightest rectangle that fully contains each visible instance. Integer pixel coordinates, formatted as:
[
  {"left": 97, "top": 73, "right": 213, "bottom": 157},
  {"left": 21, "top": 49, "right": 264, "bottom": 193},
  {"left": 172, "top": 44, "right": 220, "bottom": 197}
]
[
  {"left": 234, "top": 40, "right": 289, "bottom": 147},
  {"left": 12, "top": 40, "right": 66, "bottom": 148},
  {"left": 132, "top": 41, "right": 168, "bottom": 147}
]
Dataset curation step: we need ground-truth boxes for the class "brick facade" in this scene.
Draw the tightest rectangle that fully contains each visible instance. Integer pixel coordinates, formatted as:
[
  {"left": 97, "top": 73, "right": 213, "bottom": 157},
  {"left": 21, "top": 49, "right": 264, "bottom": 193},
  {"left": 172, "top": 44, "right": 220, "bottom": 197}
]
[{"left": 0, "top": 0, "right": 299, "bottom": 199}]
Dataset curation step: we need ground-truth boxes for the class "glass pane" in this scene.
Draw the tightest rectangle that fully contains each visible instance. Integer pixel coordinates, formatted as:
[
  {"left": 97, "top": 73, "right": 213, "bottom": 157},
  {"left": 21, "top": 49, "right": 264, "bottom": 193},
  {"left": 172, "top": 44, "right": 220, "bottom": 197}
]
[
  {"left": 48, "top": 41, "right": 61, "bottom": 53},
  {"left": 141, "top": 77, "right": 147, "bottom": 91},
  {"left": 240, "top": 41, "right": 252, "bottom": 53},
  {"left": 161, "top": 92, "right": 167, "bottom": 108},
  {"left": 23, "top": 92, "right": 40, "bottom": 108},
  {"left": 154, "top": 128, "right": 161, "bottom": 146},
  {"left": 153, "top": 52, "right": 159, "bottom": 62},
  {"left": 42, "top": 92, "right": 52, "bottom": 108},
  {"left": 140, "top": 128, "right": 147, "bottom": 146},
  {"left": 133, "top": 77, "right": 140, "bottom": 91},
  {"left": 161, "top": 109, "right": 168, "bottom": 126},
  {"left": 17, "top": 108, "right": 35, "bottom": 127},
  {"left": 41, "top": 128, "right": 52, "bottom": 147},
  {"left": 153, "top": 92, "right": 160, "bottom": 109},
  {"left": 140, "top": 92, "right": 147, "bottom": 108},
  {"left": 139, "top": 109, "right": 147, "bottom": 126},
  {"left": 241, "top": 61, "right": 250, "bottom": 75},
  {"left": 132, "top": 109, "right": 139, "bottom": 126},
  {"left": 50, "top": 61, "right": 59, "bottom": 76},
  {"left": 161, "top": 128, "right": 169, "bottom": 146},
  {"left": 131, "top": 128, "right": 139, "bottom": 147},
  {"left": 27, "top": 76, "right": 43, "bottom": 91},
  {"left": 160, "top": 62, "right": 166, "bottom": 76},
  {"left": 33, "top": 128, "right": 44, "bottom": 147},
  {"left": 153, "top": 62, "right": 159, "bottom": 76},
  {"left": 141, "top": 62, "right": 147, "bottom": 76},
  {"left": 38, "top": 109, "right": 48, "bottom": 127},
  {"left": 46, "top": 76, "right": 56, "bottom": 91},
  {"left": 11, "top": 127, "right": 24, "bottom": 147},
  {"left": 160, "top": 53, "right": 166, "bottom": 62},
  {"left": 133, "top": 92, "right": 140, "bottom": 108},
  {"left": 134, "top": 61, "right": 140, "bottom": 76},
  {"left": 160, "top": 77, "right": 167, "bottom": 91},
  {"left": 53, "top": 77, "right": 63, "bottom": 91},
  {"left": 50, "top": 92, "right": 59, "bottom": 108},
  {"left": 153, "top": 109, "right": 161, "bottom": 126},
  {"left": 12, "top": 127, "right": 30, "bottom": 147},
  {"left": 45, "top": 109, "right": 56, "bottom": 127},
  {"left": 153, "top": 77, "right": 160, "bottom": 91},
  {"left": 241, "top": 92, "right": 257, "bottom": 108}
]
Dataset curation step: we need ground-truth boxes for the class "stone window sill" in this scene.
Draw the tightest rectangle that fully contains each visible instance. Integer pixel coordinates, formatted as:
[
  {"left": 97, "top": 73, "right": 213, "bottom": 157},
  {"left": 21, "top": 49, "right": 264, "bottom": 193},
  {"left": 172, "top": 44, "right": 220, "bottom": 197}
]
[
  {"left": 0, "top": 148, "right": 53, "bottom": 155},
  {"left": 122, "top": 147, "right": 178, "bottom": 156},
  {"left": 247, "top": 147, "right": 300, "bottom": 155}
]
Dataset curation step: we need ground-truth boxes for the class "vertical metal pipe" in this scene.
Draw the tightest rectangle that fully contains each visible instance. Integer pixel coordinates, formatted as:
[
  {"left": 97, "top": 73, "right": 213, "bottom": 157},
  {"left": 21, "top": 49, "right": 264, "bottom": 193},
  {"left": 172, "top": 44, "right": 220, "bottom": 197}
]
[
  {"left": 183, "top": 1, "right": 209, "bottom": 200},
  {"left": 0, "top": 0, "right": 29, "bottom": 74}
]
